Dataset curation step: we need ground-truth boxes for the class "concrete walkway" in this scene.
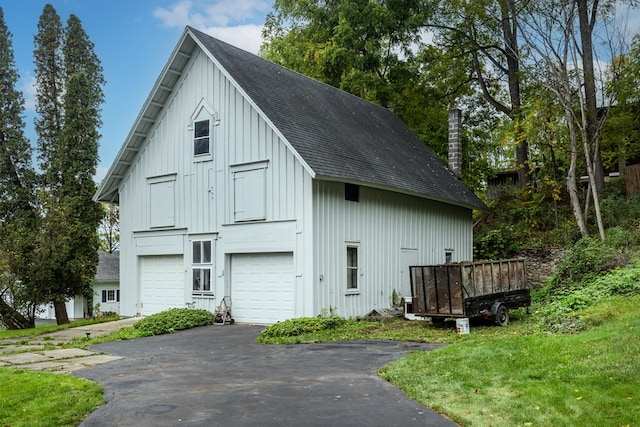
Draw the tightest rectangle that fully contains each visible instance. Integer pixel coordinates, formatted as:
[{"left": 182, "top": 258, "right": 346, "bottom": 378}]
[{"left": 0, "top": 317, "right": 139, "bottom": 373}]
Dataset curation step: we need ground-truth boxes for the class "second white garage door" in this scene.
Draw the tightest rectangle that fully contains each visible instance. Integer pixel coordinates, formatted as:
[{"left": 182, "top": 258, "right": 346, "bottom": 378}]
[
  {"left": 231, "top": 252, "right": 294, "bottom": 324},
  {"left": 140, "top": 255, "right": 185, "bottom": 316}
]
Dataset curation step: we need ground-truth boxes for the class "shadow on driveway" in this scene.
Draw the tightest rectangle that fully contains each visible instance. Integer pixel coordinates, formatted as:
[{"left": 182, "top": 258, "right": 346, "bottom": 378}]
[{"left": 77, "top": 325, "right": 457, "bottom": 427}]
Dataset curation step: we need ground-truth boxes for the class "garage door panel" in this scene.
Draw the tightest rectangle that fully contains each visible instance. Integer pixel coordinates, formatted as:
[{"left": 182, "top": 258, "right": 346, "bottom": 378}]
[
  {"left": 141, "top": 256, "right": 185, "bottom": 316},
  {"left": 231, "top": 253, "right": 294, "bottom": 324}
]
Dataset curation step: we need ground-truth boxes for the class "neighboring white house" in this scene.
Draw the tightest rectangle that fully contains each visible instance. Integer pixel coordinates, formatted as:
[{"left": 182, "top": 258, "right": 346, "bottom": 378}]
[
  {"left": 37, "top": 296, "right": 86, "bottom": 321},
  {"left": 37, "top": 252, "right": 120, "bottom": 320},
  {"left": 92, "top": 251, "right": 120, "bottom": 315},
  {"left": 94, "top": 27, "right": 486, "bottom": 324}
]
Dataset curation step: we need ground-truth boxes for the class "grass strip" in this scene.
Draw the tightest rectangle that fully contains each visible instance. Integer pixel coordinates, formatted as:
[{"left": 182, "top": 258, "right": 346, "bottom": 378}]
[
  {"left": 379, "top": 295, "right": 640, "bottom": 426},
  {"left": 0, "top": 368, "right": 103, "bottom": 427}
]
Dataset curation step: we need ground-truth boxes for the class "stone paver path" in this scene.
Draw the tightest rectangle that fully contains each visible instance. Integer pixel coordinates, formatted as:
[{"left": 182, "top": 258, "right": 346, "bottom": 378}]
[{"left": 0, "top": 317, "right": 138, "bottom": 373}]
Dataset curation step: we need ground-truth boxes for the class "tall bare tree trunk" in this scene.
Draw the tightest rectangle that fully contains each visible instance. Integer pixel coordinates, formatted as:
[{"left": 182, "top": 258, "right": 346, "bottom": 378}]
[
  {"left": 500, "top": 0, "right": 529, "bottom": 187},
  {"left": 576, "top": 0, "right": 605, "bottom": 191},
  {"left": 565, "top": 106, "right": 590, "bottom": 238},
  {"left": 0, "top": 298, "right": 34, "bottom": 329}
]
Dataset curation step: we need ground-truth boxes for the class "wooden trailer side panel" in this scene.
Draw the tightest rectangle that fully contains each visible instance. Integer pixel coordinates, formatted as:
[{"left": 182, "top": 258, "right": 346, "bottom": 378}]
[
  {"left": 411, "top": 267, "right": 427, "bottom": 314},
  {"left": 410, "top": 259, "right": 528, "bottom": 318}
]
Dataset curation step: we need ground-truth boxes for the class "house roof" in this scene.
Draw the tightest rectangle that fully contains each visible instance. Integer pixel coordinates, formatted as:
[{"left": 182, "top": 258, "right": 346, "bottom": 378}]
[
  {"left": 95, "top": 251, "right": 119, "bottom": 282},
  {"left": 95, "top": 27, "right": 486, "bottom": 211}
]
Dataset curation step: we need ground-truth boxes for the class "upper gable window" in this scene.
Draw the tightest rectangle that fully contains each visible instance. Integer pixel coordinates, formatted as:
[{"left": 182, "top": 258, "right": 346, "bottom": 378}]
[
  {"left": 194, "top": 119, "right": 210, "bottom": 156},
  {"left": 191, "top": 99, "right": 218, "bottom": 162}
]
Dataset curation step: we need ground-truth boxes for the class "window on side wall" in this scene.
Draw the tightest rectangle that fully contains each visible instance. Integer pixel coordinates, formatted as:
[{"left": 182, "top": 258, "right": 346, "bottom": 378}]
[
  {"left": 192, "top": 240, "right": 213, "bottom": 294},
  {"left": 193, "top": 119, "right": 210, "bottom": 156},
  {"left": 346, "top": 244, "right": 359, "bottom": 292},
  {"left": 345, "top": 183, "right": 359, "bottom": 202},
  {"left": 101, "top": 290, "right": 120, "bottom": 303}
]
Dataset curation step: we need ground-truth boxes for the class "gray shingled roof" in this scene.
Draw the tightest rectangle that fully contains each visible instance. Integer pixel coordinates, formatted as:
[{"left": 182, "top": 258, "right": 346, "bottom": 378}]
[
  {"left": 96, "top": 27, "right": 485, "bottom": 211},
  {"left": 189, "top": 28, "right": 485, "bottom": 210},
  {"left": 95, "top": 252, "right": 119, "bottom": 282}
]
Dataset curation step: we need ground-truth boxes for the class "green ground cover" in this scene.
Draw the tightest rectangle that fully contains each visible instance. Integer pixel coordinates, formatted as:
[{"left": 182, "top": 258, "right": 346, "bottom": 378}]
[{"left": 0, "top": 369, "right": 103, "bottom": 427}]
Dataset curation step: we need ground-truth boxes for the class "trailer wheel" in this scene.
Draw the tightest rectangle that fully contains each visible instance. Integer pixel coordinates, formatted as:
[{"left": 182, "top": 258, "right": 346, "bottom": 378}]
[{"left": 495, "top": 304, "right": 509, "bottom": 326}]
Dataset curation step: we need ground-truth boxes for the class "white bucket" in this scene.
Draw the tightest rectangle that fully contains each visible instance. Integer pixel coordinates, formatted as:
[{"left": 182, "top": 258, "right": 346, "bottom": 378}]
[{"left": 456, "top": 318, "right": 470, "bottom": 335}]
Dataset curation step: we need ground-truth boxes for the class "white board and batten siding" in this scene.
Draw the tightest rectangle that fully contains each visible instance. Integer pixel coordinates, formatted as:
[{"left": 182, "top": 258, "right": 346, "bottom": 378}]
[
  {"left": 116, "top": 48, "right": 314, "bottom": 321},
  {"left": 312, "top": 180, "right": 473, "bottom": 319}
]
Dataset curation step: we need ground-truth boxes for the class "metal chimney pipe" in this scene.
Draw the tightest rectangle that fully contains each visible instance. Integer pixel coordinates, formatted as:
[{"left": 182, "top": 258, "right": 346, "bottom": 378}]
[{"left": 448, "top": 108, "right": 462, "bottom": 177}]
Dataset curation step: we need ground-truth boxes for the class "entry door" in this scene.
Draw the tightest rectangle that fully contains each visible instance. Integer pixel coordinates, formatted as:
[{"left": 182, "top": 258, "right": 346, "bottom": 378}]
[{"left": 400, "top": 249, "right": 419, "bottom": 299}]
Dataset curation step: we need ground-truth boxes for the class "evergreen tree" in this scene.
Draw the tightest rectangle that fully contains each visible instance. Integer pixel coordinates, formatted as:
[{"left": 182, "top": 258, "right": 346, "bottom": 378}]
[
  {"left": 41, "top": 72, "right": 103, "bottom": 324},
  {"left": 33, "top": 5, "right": 105, "bottom": 324},
  {"left": 33, "top": 4, "right": 64, "bottom": 190},
  {"left": 0, "top": 7, "right": 42, "bottom": 328},
  {"left": 63, "top": 14, "right": 105, "bottom": 107}
]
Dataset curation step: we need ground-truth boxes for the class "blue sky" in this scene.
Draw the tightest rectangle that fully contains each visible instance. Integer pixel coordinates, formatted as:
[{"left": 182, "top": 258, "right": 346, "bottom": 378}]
[{"left": 2, "top": 0, "right": 271, "bottom": 180}]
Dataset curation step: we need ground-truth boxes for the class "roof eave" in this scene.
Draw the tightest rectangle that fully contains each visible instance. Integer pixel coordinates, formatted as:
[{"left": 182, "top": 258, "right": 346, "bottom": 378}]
[
  {"left": 313, "top": 174, "right": 487, "bottom": 212},
  {"left": 94, "top": 28, "right": 198, "bottom": 203}
]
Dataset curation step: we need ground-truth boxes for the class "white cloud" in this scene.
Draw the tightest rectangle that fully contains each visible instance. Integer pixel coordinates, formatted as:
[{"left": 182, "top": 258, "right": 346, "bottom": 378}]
[
  {"left": 153, "top": 0, "right": 270, "bottom": 53},
  {"left": 20, "top": 74, "right": 37, "bottom": 112},
  {"left": 201, "top": 24, "right": 264, "bottom": 54}
]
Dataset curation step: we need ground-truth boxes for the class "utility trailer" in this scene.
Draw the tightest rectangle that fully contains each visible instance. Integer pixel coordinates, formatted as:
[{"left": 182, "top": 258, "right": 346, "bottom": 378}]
[{"left": 410, "top": 259, "right": 530, "bottom": 326}]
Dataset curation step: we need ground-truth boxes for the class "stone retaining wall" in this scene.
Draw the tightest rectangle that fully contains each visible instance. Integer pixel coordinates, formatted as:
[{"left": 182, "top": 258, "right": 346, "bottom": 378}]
[{"left": 518, "top": 247, "right": 566, "bottom": 288}]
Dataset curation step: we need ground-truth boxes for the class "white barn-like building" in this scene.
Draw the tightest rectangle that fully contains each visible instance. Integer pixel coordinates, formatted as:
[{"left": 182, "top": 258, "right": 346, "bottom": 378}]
[{"left": 94, "top": 27, "right": 486, "bottom": 324}]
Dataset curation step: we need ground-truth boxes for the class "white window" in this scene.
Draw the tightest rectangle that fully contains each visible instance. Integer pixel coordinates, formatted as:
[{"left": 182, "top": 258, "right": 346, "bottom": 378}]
[
  {"left": 148, "top": 174, "right": 176, "bottom": 228},
  {"left": 191, "top": 99, "right": 218, "bottom": 162},
  {"left": 231, "top": 161, "right": 268, "bottom": 222},
  {"left": 193, "top": 119, "right": 210, "bottom": 156},
  {"left": 101, "top": 290, "right": 120, "bottom": 303},
  {"left": 192, "top": 240, "right": 213, "bottom": 293},
  {"left": 347, "top": 244, "right": 359, "bottom": 291}
]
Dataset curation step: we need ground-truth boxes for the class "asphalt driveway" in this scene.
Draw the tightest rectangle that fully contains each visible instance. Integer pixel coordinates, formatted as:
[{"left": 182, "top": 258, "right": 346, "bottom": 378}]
[{"left": 77, "top": 324, "right": 457, "bottom": 427}]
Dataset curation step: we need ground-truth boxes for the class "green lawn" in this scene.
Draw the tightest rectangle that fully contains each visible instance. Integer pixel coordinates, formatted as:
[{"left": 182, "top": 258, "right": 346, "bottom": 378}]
[
  {"left": 0, "top": 369, "right": 103, "bottom": 427},
  {"left": 379, "top": 295, "right": 640, "bottom": 426}
]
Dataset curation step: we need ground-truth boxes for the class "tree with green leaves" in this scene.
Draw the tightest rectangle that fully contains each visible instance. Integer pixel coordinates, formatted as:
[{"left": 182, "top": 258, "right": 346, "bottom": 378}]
[
  {"left": 0, "top": 7, "right": 43, "bottom": 329},
  {"left": 99, "top": 204, "right": 120, "bottom": 254},
  {"left": 603, "top": 35, "right": 640, "bottom": 172},
  {"left": 429, "top": 0, "right": 530, "bottom": 187},
  {"left": 34, "top": 4, "right": 64, "bottom": 191},
  {"left": 261, "top": 0, "right": 500, "bottom": 190},
  {"left": 262, "top": 0, "right": 430, "bottom": 108},
  {"left": 33, "top": 5, "right": 105, "bottom": 324}
]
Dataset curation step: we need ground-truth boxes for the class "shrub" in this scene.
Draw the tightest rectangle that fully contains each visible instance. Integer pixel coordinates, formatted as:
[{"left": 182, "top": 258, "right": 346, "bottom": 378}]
[
  {"left": 474, "top": 225, "right": 521, "bottom": 260},
  {"left": 257, "top": 315, "right": 346, "bottom": 340},
  {"left": 532, "top": 258, "right": 640, "bottom": 333},
  {"left": 133, "top": 308, "right": 214, "bottom": 335},
  {"left": 98, "top": 311, "right": 119, "bottom": 319},
  {"left": 599, "top": 190, "right": 640, "bottom": 231},
  {"left": 547, "top": 232, "right": 631, "bottom": 289}
]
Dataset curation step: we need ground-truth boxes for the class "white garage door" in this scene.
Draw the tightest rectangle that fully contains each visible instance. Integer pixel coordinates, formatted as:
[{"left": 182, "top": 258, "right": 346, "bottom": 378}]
[
  {"left": 140, "top": 255, "right": 185, "bottom": 316},
  {"left": 231, "top": 253, "right": 295, "bottom": 324}
]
